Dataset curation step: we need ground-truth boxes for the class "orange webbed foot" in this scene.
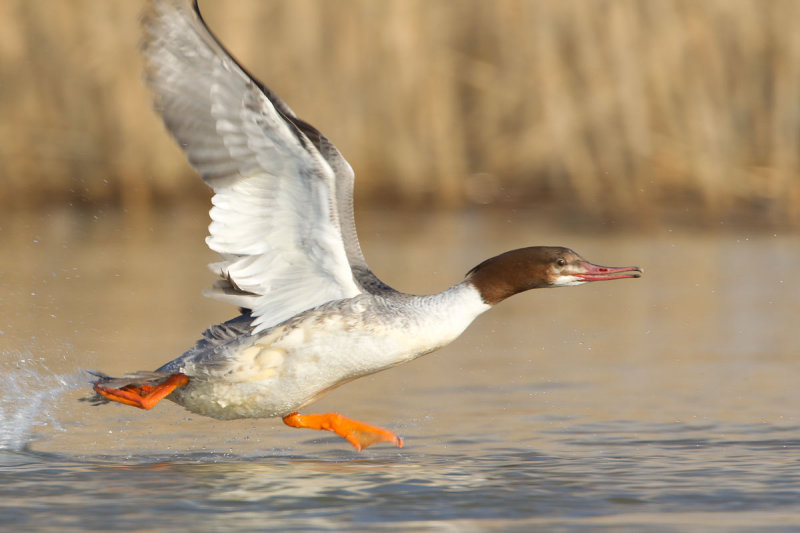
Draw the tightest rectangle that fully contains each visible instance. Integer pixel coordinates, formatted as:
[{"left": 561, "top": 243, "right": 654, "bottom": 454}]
[
  {"left": 93, "top": 373, "right": 189, "bottom": 410},
  {"left": 282, "top": 412, "right": 403, "bottom": 451}
]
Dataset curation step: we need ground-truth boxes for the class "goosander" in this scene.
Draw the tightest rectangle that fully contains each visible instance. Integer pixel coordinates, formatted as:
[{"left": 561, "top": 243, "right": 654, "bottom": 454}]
[{"left": 91, "top": 0, "right": 643, "bottom": 451}]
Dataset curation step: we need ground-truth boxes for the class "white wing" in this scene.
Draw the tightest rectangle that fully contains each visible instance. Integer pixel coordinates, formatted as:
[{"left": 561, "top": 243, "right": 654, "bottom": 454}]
[{"left": 141, "top": 0, "right": 362, "bottom": 332}]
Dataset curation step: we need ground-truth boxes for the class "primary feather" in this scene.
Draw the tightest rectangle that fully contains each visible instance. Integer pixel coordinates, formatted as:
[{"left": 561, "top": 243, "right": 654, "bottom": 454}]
[{"left": 140, "top": 0, "right": 389, "bottom": 333}]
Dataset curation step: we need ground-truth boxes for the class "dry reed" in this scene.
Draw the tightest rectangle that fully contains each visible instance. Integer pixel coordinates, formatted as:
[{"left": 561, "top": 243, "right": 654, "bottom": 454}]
[{"left": 1, "top": 0, "right": 798, "bottom": 224}]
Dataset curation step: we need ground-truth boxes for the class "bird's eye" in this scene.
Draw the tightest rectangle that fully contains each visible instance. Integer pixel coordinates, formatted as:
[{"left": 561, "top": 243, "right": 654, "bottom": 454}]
[{"left": 556, "top": 258, "right": 566, "bottom": 267}]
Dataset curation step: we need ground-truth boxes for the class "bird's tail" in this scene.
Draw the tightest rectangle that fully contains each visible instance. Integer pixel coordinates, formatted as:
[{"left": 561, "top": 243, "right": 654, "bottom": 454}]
[{"left": 81, "top": 370, "right": 176, "bottom": 405}]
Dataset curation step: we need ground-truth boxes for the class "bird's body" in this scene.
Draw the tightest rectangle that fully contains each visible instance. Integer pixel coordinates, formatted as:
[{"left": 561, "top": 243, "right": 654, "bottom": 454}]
[
  {"left": 158, "top": 285, "right": 489, "bottom": 420},
  {"left": 91, "top": 0, "right": 642, "bottom": 450}
]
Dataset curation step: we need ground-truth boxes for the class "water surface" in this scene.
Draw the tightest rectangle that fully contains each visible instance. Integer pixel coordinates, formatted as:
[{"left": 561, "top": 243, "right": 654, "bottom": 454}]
[{"left": 1, "top": 207, "right": 798, "bottom": 531}]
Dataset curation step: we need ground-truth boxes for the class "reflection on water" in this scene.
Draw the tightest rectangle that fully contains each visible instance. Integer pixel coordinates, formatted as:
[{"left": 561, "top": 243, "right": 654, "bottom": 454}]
[{"left": 1, "top": 206, "right": 799, "bottom": 530}]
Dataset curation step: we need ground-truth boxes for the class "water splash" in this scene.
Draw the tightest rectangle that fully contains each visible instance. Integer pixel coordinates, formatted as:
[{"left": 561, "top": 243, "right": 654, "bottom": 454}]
[{"left": 0, "top": 355, "right": 86, "bottom": 451}]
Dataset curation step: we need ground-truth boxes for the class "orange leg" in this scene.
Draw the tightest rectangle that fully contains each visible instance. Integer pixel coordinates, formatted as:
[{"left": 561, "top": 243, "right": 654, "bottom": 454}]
[
  {"left": 282, "top": 412, "right": 403, "bottom": 451},
  {"left": 93, "top": 373, "right": 189, "bottom": 410}
]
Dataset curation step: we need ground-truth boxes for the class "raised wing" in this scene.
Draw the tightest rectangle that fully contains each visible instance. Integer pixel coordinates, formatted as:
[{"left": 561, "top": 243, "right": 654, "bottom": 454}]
[{"left": 141, "top": 0, "right": 364, "bottom": 332}]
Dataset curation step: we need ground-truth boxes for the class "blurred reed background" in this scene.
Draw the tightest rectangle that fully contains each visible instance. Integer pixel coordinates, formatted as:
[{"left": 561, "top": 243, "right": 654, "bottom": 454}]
[{"left": 1, "top": 0, "right": 798, "bottom": 225}]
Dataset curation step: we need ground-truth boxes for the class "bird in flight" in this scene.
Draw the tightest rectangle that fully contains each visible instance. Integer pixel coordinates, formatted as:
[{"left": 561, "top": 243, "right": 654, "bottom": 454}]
[{"left": 91, "top": 0, "right": 642, "bottom": 451}]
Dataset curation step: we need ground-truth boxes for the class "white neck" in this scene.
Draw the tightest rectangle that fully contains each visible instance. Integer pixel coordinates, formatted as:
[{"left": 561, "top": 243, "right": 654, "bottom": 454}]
[{"left": 403, "top": 282, "right": 491, "bottom": 355}]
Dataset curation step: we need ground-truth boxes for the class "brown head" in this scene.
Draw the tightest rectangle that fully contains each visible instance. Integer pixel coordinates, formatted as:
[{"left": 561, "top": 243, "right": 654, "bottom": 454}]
[{"left": 466, "top": 246, "right": 642, "bottom": 305}]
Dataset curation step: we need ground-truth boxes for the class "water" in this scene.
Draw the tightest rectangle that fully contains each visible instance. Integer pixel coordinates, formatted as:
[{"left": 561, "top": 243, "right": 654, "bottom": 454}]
[
  {"left": 1, "top": 206, "right": 799, "bottom": 531},
  {"left": 0, "top": 358, "right": 86, "bottom": 451}
]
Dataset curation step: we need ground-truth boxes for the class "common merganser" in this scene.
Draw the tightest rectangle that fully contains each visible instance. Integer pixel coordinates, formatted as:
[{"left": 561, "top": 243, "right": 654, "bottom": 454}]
[{"left": 91, "top": 0, "right": 643, "bottom": 451}]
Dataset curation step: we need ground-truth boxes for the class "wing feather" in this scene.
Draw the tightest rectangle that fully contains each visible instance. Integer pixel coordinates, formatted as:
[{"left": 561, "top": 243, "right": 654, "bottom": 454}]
[{"left": 141, "top": 0, "right": 363, "bottom": 331}]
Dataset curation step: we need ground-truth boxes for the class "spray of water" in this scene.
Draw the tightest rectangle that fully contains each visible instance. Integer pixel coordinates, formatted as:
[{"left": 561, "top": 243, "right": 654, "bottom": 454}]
[{"left": 0, "top": 355, "right": 87, "bottom": 451}]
